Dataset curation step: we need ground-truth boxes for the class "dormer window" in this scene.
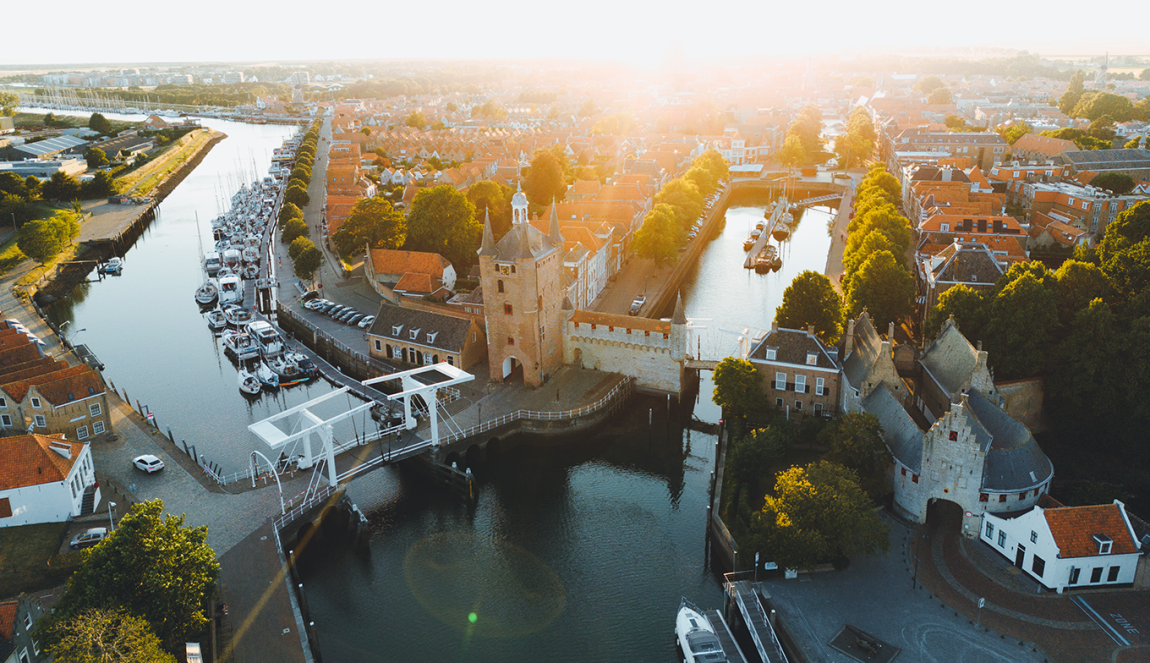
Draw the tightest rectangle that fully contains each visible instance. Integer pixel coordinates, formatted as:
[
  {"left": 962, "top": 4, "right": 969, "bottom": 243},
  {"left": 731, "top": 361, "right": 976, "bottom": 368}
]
[
  {"left": 765, "top": 347, "right": 777, "bottom": 360},
  {"left": 392, "top": 325, "right": 404, "bottom": 337},
  {"left": 409, "top": 328, "right": 421, "bottom": 341},
  {"left": 426, "top": 332, "right": 438, "bottom": 344},
  {"left": 1094, "top": 534, "right": 1112, "bottom": 555},
  {"left": 806, "top": 352, "right": 818, "bottom": 366}
]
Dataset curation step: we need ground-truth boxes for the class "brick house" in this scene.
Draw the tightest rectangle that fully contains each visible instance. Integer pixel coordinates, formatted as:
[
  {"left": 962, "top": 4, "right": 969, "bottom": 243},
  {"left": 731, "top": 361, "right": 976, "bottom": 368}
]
[
  {"left": 747, "top": 323, "right": 841, "bottom": 418},
  {"left": 366, "top": 305, "right": 486, "bottom": 371}
]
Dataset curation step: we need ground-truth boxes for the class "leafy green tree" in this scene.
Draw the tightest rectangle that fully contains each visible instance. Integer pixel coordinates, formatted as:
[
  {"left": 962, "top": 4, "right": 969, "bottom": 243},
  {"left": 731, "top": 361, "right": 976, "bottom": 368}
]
[
  {"left": 1119, "top": 317, "right": 1150, "bottom": 446},
  {"left": 84, "top": 147, "right": 109, "bottom": 169},
  {"left": 405, "top": 111, "right": 427, "bottom": 128},
  {"left": 1058, "top": 70, "right": 1086, "bottom": 116},
  {"left": 685, "top": 166, "right": 718, "bottom": 196},
  {"left": 985, "top": 272, "right": 1059, "bottom": 380},
  {"left": 34, "top": 500, "right": 218, "bottom": 650},
  {"left": 1047, "top": 299, "right": 1121, "bottom": 430},
  {"left": 1103, "top": 239, "right": 1150, "bottom": 300},
  {"left": 820, "top": 413, "right": 892, "bottom": 502},
  {"left": 404, "top": 184, "right": 480, "bottom": 270},
  {"left": 17, "top": 217, "right": 71, "bottom": 265},
  {"left": 653, "top": 178, "right": 704, "bottom": 231},
  {"left": 1126, "top": 136, "right": 1145, "bottom": 149},
  {"left": 80, "top": 171, "right": 116, "bottom": 198},
  {"left": 1053, "top": 259, "right": 1113, "bottom": 325},
  {"left": 775, "top": 134, "right": 806, "bottom": 168},
  {"left": 774, "top": 270, "right": 843, "bottom": 344},
  {"left": 466, "top": 180, "right": 514, "bottom": 240},
  {"left": 280, "top": 217, "right": 309, "bottom": 244},
  {"left": 747, "top": 461, "right": 890, "bottom": 571},
  {"left": 996, "top": 122, "right": 1032, "bottom": 145},
  {"left": 293, "top": 244, "right": 323, "bottom": 280},
  {"left": 0, "top": 172, "right": 29, "bottom": 197},
  {"left": 332, "top": 197, "right": 406, "bottom": 257},
  {"left": 927, "top": 87, "right": 953, "bottom": 105},
  {"left": 727, "top": 426, "right": 791, "bottom": 486},
  {"left": 858, "top": 166, "right": 901, "bottom": 203},
  {"left": 284, "top": 182, "right": 310, "bottom": 208},
  {"left": 847, "top": 206, "right": 912, "bottom": 257},
  {"left": 924, "top": 284, "right": 989, "bottom": 341},
  {"left": 834, "top": 132, "right": 872, "bottom": 169},
  {"left": 696, "top": 149, "right": 729, "bottom": 181},
  {"left": 0, "top": 91, "right": 18, "bottom": 116},
  {"left": 88, "top": 112, "right": 113, "bottom": 134},
  {"left": 278, "top": 202, "right": 303, "bottom": 225},
  {"left": 711, "top": 357, "right": 765, "bottom": 421},
  {"left": 915, "top": 76, "right": 945, "bottom": 94},
  {"left": 1142, "top": 68, "right": 1150, "bottom": 82},
  {"left": 1098, "top": 201, "right": 1150, "bottom": 265},
  {"left": 632, "top": 203, "right": 683, "bottom": 267},
  {"left": 523, "top": 150, "right": 566, "bottom": 206},
  {"left": 1090, "top": 172, "right": 1136, "bottom": 195},
  {"left": 288, "top": 236, "right": 314, "bottom": 261},
  {"left": 46, "top": 609, "right": 175, "bottom": 663},
  {"left": 853, "top": 76, "right": 875, "bottom": 87},
  {"left": 1071, "top": 91, "right": 1135, "bottom": 122},
  {"left": 42, "top": 171, "right": 82, "bottom": 202},
  {"left": 845, "top": 250, "right": 914, "bottom": 331},
  {"left": 995, "top": 259, "right": 1058, "bottom": 294}
]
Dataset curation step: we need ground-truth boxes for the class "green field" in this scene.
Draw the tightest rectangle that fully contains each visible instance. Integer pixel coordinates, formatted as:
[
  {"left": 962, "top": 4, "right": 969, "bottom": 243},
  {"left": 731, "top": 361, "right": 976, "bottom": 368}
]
[{"left": 0, "top": 522, "right": 73, "bottom": 598}]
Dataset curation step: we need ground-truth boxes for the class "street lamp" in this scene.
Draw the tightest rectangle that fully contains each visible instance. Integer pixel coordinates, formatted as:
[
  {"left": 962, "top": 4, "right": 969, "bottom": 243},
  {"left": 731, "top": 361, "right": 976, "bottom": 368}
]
[{"left": 108, "top": 501, "right": 117, "bottom": 531}]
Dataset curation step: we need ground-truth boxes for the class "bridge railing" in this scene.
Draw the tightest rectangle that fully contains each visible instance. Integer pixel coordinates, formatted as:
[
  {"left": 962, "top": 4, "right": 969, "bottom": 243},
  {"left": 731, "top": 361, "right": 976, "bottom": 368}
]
[{"left": 273, "top": 483, "right": 337, "bottom": 530}]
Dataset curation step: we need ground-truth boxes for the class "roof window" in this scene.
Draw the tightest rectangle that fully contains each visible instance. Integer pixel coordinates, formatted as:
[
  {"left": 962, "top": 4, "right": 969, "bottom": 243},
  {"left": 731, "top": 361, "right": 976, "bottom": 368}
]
[
  {"left": 392, "top": 325, "right": 404, "bottom": 337},
  {"left": 1094, "top": 534, "right": 1112, "bottom": 555},
  {"left": 410, "top": 328, "right": 421, "bottom": 341},
  {"left": 806, "top": 352, "right": 818, "bottom": 366},
  {"left": 765, "top": 347, "right": 777, "bottom": 360}
]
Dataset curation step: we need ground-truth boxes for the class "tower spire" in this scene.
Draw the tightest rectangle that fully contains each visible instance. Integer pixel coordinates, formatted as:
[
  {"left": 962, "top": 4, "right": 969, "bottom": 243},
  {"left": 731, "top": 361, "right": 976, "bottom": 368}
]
[
  {"left": 672, "top": 291, "right": 687, "bottom": 325},
  {"left": 478, "top": 206, "right": 496, "bottom": 257},
  {"left": 548, "top": 197, "right": 563, "bottom": 246}
]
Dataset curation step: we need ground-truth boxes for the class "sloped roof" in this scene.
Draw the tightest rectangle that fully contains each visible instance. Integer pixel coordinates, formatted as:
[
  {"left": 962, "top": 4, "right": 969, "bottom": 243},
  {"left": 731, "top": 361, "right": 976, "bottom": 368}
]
[
  {"left": 863, "top": 384, "right": 924, "bottom": 472},
  {"left": 393, "top": 272, "right": 434, "bottom": 294},
  {"left": 1, "top": 364, "right": 93, "bottom": 405},
  {"left": 965, "top": 391, "right": 1053, "bottom": 491},
  {"left": 33, "top": 367, "right": 105, "bottom": 407},
  {"left": 0, "top": 434, "right": 83, "bottom": 491},
  {"left": 369, "top": 249, "right": 449, "bottom": 279},
  {"left": 927, "top": 242, "right": 1006, "bottom": 285},
  {"left": 1011, "top": 133, "right": 1076, "bottom": 157},
  {"left": 491, "top": 222, "right": 559, "bottom": 262},
  {"left": 366, "top": 304, "right": 473, "bottom": 353},
  {"left": 748, "top": 327, "right": 839, "bottom": 370},
  {"left": 1045, "top": 503, "right": 1139, "bottom": 558},
  {"left": 842, "top": 312, "right": 881, "bottom": 388},
  {"left": 0, "top": 600, "right": 15, "bottom": 641},
  {"left": 14, "top": 134, "right": 87, "bottom": 157},
  {"left": 920, "top": 318, "right": 979, "bottom": 397}
]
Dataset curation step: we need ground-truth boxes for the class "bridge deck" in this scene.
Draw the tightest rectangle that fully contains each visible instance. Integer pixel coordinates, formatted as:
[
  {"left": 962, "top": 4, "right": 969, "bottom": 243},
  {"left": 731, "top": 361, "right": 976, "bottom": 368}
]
[
  {"left": 728, "top": 580, "right": 789, "bottom": 663},
  {"left": 704, "top": 609, "right": 749, "bottom": 663}
]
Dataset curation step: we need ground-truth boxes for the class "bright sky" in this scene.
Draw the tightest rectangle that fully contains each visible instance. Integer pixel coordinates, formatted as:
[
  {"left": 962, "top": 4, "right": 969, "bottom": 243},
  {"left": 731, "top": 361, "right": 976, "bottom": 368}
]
[{"left": 3, "top": 0, "right": 1147, "bottom": 67}]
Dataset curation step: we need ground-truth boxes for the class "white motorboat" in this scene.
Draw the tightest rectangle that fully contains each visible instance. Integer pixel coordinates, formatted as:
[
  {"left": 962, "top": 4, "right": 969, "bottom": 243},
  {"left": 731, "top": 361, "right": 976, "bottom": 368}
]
[
  {"left": 222, "top": 330, "right": 260, "bottom": 360},
  {"left": 195, "top": 280, "right": 218, "bottom": 306},
  {"left": 242, "top": 246, "right": 259, "bottom": 264},
  {"left": 676, "top": 598, "right": 727, "bottom": 663},
  {"left": 207, "top": 309, "right": 228, "bottom": 330},
  {"left": 218, "top": 275, "right": 242, "bottom": 306},
  {"left": 223, "top": 248, "right": 242, "bottom": 270},
  {"left": 241, "top": 263, "right": 259, "bottom": 280},
  {"left": 223, "top": 305, "right": 253, "bottom": 327},
  {"left": 255, "top": 362, "right": 279, "bottom": 389},
  {"left": 100, "top": 257, "right": 123, "bottom": 275},
  {"left": 238, "top": 369, "right": 261, "bottom": 395},
  {"left": 246, "top": 320, "right": 283, "bottom": 358},
  {"left": 204, "top": 251, "right": 222, "bottom": 276},
  {"left": 267, "top": 354, "right": 311, "bottom": 386}
]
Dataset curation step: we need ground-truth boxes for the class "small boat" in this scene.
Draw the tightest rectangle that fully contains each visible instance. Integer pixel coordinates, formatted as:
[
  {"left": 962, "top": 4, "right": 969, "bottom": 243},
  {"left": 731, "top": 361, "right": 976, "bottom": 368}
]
[
  {"left": 255, "top": 362, "right": 279, "bottom": 389},
  {"left": 267, "top": 355, "right": 310, "bottom": 386},
  {"left": 241, "top": 263, "right": 259, "bottom": 280},
  {"left": 771, "top": 224, "right": 790, "bottom": 241},
  {"left": 207, "top": 309, "right": 228, "bottom": 330},
  {"left": 195, "top": 280, "right": 218, "bottom": 306},
  {"left": 100, "top": 257, "right": 123, "bottom": 275},
  {"left": 223, "top": 305, "right": 253, "bottom": 327},
  {"left": 242, "top": 246, "right": 259, "bottom": 264},
  {"left": 246, "top": 320, "right": 283, "bottom": 358},
  {"left": 743, "top": 238, "right": 755, "bottom": 251},
  {"left": 222, "top": 330, "right": 260, "bottom": 360},
  {"left": 750, "top": 228, "right": 761, "bottom": 240},
  {"left": 284, "top": 349, "right": 318, "bottom": 377},
  {"left": 238, "top": 369, "right": 261, "bottom": 395},
  {"left": 218, "top": 274, "right": 242, "bottom": 306},
  {"left": 204, "top": 251, "right": 222, "bottom": 276},
  {"left": 676, "top": 598, "right": 727, "bottom": 663},
  {"left": 754, "top": 245, "right": 780, "bottom": 274}
]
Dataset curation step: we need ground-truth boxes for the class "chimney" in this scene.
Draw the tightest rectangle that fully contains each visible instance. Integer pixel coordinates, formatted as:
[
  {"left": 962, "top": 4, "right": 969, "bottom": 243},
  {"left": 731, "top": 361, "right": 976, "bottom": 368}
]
[
  {"left": 807, "top": 324, "right": 815, "bottom": 336},
  {"left": 977, "top": 340, "right": 983, "bottom": 351},
  {"left": 771, "top": 320, "right": 779, "bottom": 332},
  {"left": 888, "top": 321, "right": 896, "bottom": 342},
  {"left": 843, "top": 318, "right": 855, "bottom": 356}
]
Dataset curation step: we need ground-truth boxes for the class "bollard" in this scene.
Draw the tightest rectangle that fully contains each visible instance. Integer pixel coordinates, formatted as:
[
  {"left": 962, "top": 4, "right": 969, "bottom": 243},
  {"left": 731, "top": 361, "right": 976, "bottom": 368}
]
[
  {"left": 167, "top": 427, "right": 174, "bottom": 443},
  {"left": 135, "top": 399, "right": 142, "bottom": 413}
]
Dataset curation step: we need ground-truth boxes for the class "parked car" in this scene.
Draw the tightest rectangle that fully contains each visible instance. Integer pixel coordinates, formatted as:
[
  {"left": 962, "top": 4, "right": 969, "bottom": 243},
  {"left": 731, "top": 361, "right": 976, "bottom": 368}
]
[
  {"left": 629, "top": 295, "right": 646, "bottom": 316},
  {"left": 304, "top": 298, "right": 330, "bottom": 311},
  {"left": 357, "top": 315, "right": 376, "bottom": 329},
  {"left": 70, "top": 527, "right": 108, "bottom": 550},
  {"left": 326, "top": 305, "right": 347, "bottom": 318},
  {"left": 315, "top": 302, "right": 336, "bottom": 314},
  {"left": 301, "top": 290, "right": 320, "bottom": 303},
  {"left": 133, "top": 454, "right": 165, "bottom": 473},
  {"left": 346, "top": 313, "right": 365, "bottom": 326},
  {"left": 338, "top": 309, "right": 360, "bottom": 323}
]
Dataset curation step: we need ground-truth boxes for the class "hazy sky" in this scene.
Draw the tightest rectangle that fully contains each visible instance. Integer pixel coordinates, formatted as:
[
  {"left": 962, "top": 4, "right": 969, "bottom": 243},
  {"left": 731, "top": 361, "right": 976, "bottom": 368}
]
[{"left": 4, "top": 0, "right": 1147, "bottom": 67}]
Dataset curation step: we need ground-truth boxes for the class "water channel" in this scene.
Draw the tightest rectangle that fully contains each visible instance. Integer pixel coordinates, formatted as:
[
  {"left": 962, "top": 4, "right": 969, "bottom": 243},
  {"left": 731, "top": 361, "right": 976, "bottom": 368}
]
[{"left": 37, "top": 110, "right": 834, "bottom": 660}]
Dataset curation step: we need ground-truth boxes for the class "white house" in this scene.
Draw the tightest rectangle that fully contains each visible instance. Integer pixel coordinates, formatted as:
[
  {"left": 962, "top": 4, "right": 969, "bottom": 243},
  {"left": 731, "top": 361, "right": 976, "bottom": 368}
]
[
  {"left": 981, "top": 497, "right": 1143, "bottom": 593},
  {"left": 0, "top": 434, "right": 99, "bottom": 527}
]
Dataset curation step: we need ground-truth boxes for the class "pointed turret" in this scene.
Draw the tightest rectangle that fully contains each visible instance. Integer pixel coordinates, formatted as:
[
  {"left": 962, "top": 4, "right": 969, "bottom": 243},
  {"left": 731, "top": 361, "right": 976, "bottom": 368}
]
[
  {"left": 515, "top": 221, "right": 533, "bottom": 260},
  {"left": 548, "top": 198, "right": 563, "bottom": 247},
  {"left": 478, "top": 206, "right": 497, "bottom": 257},
  {"left": 671, "top": 291, "right": 687, "bottom": 325}
]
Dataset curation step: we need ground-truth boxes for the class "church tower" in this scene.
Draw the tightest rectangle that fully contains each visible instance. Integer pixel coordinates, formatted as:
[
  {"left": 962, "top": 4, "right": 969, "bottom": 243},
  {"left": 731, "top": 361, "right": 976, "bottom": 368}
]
[{"left": 477, "top": 193, "right": 565, "bottom": 387}]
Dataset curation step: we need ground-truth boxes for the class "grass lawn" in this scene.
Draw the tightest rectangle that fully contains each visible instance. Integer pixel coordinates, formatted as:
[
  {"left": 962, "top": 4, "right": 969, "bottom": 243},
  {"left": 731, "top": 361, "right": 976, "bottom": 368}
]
[
  {"left": 0, "top": 234, "right": 26, "bottom": 275},
  {"left": 115, "top": 128, "right": 217, "bottom": 197},
  {"left": 0, "top": 522, "right": 70, "bottom": 597}
]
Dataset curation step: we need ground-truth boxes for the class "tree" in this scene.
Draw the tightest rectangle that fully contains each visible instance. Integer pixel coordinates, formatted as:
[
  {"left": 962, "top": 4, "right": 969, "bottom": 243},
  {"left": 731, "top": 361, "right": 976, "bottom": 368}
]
[
  {"left": 853, "top": 76, "right": 875, "bottom": 88},
  {"left": 696, "top": 149, "right": 730, "bottom": 181},
  {"left": 653, "top": 178, "right": 703, "bottom": 231},
  {"left": 0, "top": 171, "right": 29, "bottom": 198},
  {"left": 1142, "top": 68, "right": 1150, "bottom": 82},
  {"left": 1054, "top": 259, "right": 1113, "bottom": 325},
  {"left": 1098, "top": 201, "right": 1150, "bottom": 265},
  {"left": 47, "top": 609, "right": 175, "bottom": 663},
  {"left": 1047, "top": 299, "right": 1121, "bottom": 431},
  {"left": 84, "top": 147, "right": 109, "bottom": 169},
  {"left": 927, "top": 87, "right": 953, "bottom": 105},
  {"left": 775, "top": 134, "right": 806, "bottom": 168},
  {"left": 42, "top": 171, "right": 82, "bottom": 202},
  {"left": 17, "top": 217, "right": 71, "bottom": 265},
  {"left": 80, "top": 171, "right": 116, "bottom": 198},
  {"left": 915, "top": 76, "right": 946, "bottom": 94},
  {"left": 847, "top": 205, "right": 912, "bottom": 257},
  {"left": 845, "top": 250, "right": 915, "bottom": 331},
  {"left": 288, "top": 236, "right": 314, "bottom": 261},
  {"left": 405, "top": 111, "right": 427, "bottom": 128},
  {"left": 820, "top": 413, "right": 892, "bottom": 501},
  {"left": 0, "top": 91, "right": 18, "bottom": 116},
  {"left": 774, "top": 270, "right": 843, "bottom": 344},
  {"left": 728, "top": 426, "right": 792, "bottom": 486},
  {"left": 1059, "top": 70, "right": 1086, "bottom": 116},
  {"left": 711, "top": 357, "right": 764, "bottom": 421},
  {"left": 404, "top": 184, "right": 480, "bottom": 270},
  {"left": 284, "top": 183, "right": 310, "bottom": 208},
  {"left": 1071, "top": 92, "right": 1135, "bottom": 122},
  {"left": 985, "top": 272, "right": 1059, "bottom": 380},
  {"left": 88, "top": 112, "right": 113, "bottom": 135},
  {"left": 1091, "top": 172, "right": 1136, "bottom": 195},
  {"left": 332, "top": 197, "right": 406, "bottom": 257},
  {"left": 996, "top": 122, "right": 1032, "bottom": 145},
  {"left": 632, "top": 204, "right": 682, "bottom": 267},
  {"left": 466, "top": 180, "right": 513, "bottom": 240},
  {"left": 523, "top": 150, "right": 566, "bottom": 206},
  {"left": 859, "top": 166, "right": 901, "bottom": 203},
  {"left": 685, "top": 166, "right": 718, "bottom": 196},
  {"left": 834, "top": 132, "right": 872, "bottom": 169},
  {"left": 280, "top": 217, "right": 309, "bottom": 244},
  {"left": 293, "top": 244, "right": 323, "bottom": 280},
  {"left": 278, "top": 202, "right": 303, "bottom": 225},
  {"left": 34, "top": 500, "right": 218, "bottom": 650},
  {"left": 1126, "top": 136, "right": 1145, "bottom": 149},
  {"left": 924, "top": 284, "right": 989, "bottom": 341},
  {"left": 748, "top": 461, "right": 890, "bottom": 571}
]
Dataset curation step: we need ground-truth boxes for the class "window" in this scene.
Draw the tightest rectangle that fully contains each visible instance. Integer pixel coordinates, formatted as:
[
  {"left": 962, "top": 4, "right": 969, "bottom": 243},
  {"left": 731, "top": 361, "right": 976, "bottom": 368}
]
[
  {"left": 0, "top": 397, "right": 6, "bottom": 407},
  {"left": 979, "top": 493, "right": 988, "bottom": 502},
  {"left": 504, "top": 303, "right": 513, "bottom": 315},
  {"left": 507, "top": 337, "right": 514, "bottom": 346},
  {"left": 949, "top": 430, "right": 958, "bottom": 441},
  {"left": 997, "top": 531, "right": 1006, "bottom": 547},
  {"left": 1030, "top": 531, "right": 1038, "bottom": 544},
  {"left": 34, "top": 415, "right": 46, "bottom": 428},
  {"left": 89, "top": 403, "right": 101, "bottom": 417},
  {"left": 447, "top": 356, "right": 455, "bottom": 366},
  {"left": 794, "top": 400, "right": 803, "bottom": 411},
  {"left": 1095, "top": 534, "right": 1112, "bottom": 555},
  {"left": 31, "top": 397, "right": 41, "bottom": 409},
  {"left": 794, "top": 375, "right": 806, "bottom": 393},
  {"left": 912, "top": 474, "right": 918, "bottom": 484},
  {"left": 805, "top": 352, "right": 817, "bottom": 366},
  {"left": 23, "top": 613, "right": 31, "bottom": 630},
  {"left": 775, "top": 398, "right": 783, "bottom": 407},
  {"left": 93, "top": 420, "right": 105, "bottom": 434},
  {"left": 999, "top": 495, "right": 1007, "bottom": 503},
  {"left": 940, "top": 223, "right": 949, "bottom": 232},
  {"left": 765, "top": 347, "right": 777, "bottom": 360},
  {"left": 1019, "top": 492, "right": 1027, "bottom": 500},
  {"left": 0, "top": 497, "right": 10, "bottom": 519},
  {"left": 497, "top": 280, "right": 504, "bottom": 293},
  {"left": 374, "top": 339, "right": 382, "bottom": 352},
  {"left": 901, "top": 467, "right": 907, "bottom": 477},
  {"left": 774, "top": 372, "right": 786, "bottom": 390},
  {"left": 1069, "top": 567, "right": 1081, "bottom": 584},
  {"left": 0, "top": 414, "right": 9, "bottom": 427},
  {"left": 986, "top": 522, "right": 994, "bottom": 538},
  {"left": 815, "top": 377, "right": 825, "bottom": 396},
  {"left": 1032, "top": 556, "right": 1046, "bottom": 577},
  {"left": 1090, "top": 567, "right": 1103, "bottom": 584},
  {"left": 813, "top": 402, "right": 823, "bottom": 415},
  {"left": 18, "top": 648, "right": 29, "bottom": 663},
  {"left": 1108, "top": 566, "right": 1120, "bottom": 582},
  {"left": 77, "top": 426, "right": 89, "bottom": 440}
]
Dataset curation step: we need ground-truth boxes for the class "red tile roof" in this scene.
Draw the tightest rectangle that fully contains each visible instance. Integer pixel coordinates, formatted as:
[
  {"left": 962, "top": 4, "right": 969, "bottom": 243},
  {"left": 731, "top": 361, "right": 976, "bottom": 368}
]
[
  {"left": 0, "top": 600, "right": 16, "bottom": 641},
  {"left": 369, "top": 249, "right": 450, "bottom": 279},
  {"left": 0, "top": 434, "right": 83, "bottom": 491},
  {"left": 1044, "top": 503, "right": 1138, "bottom": 559}
]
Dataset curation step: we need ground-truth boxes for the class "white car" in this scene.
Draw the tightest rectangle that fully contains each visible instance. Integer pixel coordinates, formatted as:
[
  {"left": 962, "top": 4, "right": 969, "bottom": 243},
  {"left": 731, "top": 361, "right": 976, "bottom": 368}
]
[
  {"left": 133, "top": 454, "right": 165, "bottom": 473},
  {"left": 357, "top": 315, "right": 376, "bottom": 329},
  {"left": 70, "top": 527, "right": 108, "bottom": 549}
]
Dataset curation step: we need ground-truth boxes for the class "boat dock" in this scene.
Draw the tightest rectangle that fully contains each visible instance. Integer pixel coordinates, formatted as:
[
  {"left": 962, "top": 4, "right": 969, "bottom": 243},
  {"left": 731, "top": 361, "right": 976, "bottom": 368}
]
[
  {"left": 704, "top": 609, "right": 749, "bottom": 663},
  {"left": 743, "top": 202, "right": 785, "bottom": 269},
  {"left": 726, "top": 579, "right": 790, "bottom": 663},
  {"left": 76, "top": 198, "right": 158, "bottom": 248}
]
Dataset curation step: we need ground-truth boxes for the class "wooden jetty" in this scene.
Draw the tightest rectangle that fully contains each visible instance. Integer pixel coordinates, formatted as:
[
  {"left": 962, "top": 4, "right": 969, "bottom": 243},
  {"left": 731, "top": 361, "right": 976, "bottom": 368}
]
[
  {"left": 704, "top": 609, "right": 750, "bottom": 663},
  {"left": 744, "top": 200, "right": 785, "bottom": 269}
]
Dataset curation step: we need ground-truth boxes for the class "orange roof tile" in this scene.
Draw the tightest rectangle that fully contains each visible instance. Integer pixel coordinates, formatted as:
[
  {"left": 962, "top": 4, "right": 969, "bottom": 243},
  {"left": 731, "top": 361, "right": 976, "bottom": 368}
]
[
  {"left": 1, "top": 364, "right": 92, "bottom": 404},
  {"left": 570, "top": 310, "right": 669, "bottom": 334},
  {"left": 369, "top": 249, "right": 450, "bottom": 279},
  {"left": 0, "top": 434, "right": 83, "bottom": 491},
  {"left": 394, "top": 272, "right": 434, "bottom": 293},
  {"left": 1044, "top": 504, "right": 1138, "bottom": 558},
  {"left": 0, "top": 600, "right": 16, "bottom": 641},
  {"left": 34, "top": 368, "right": 105, "bottom": 407}
]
